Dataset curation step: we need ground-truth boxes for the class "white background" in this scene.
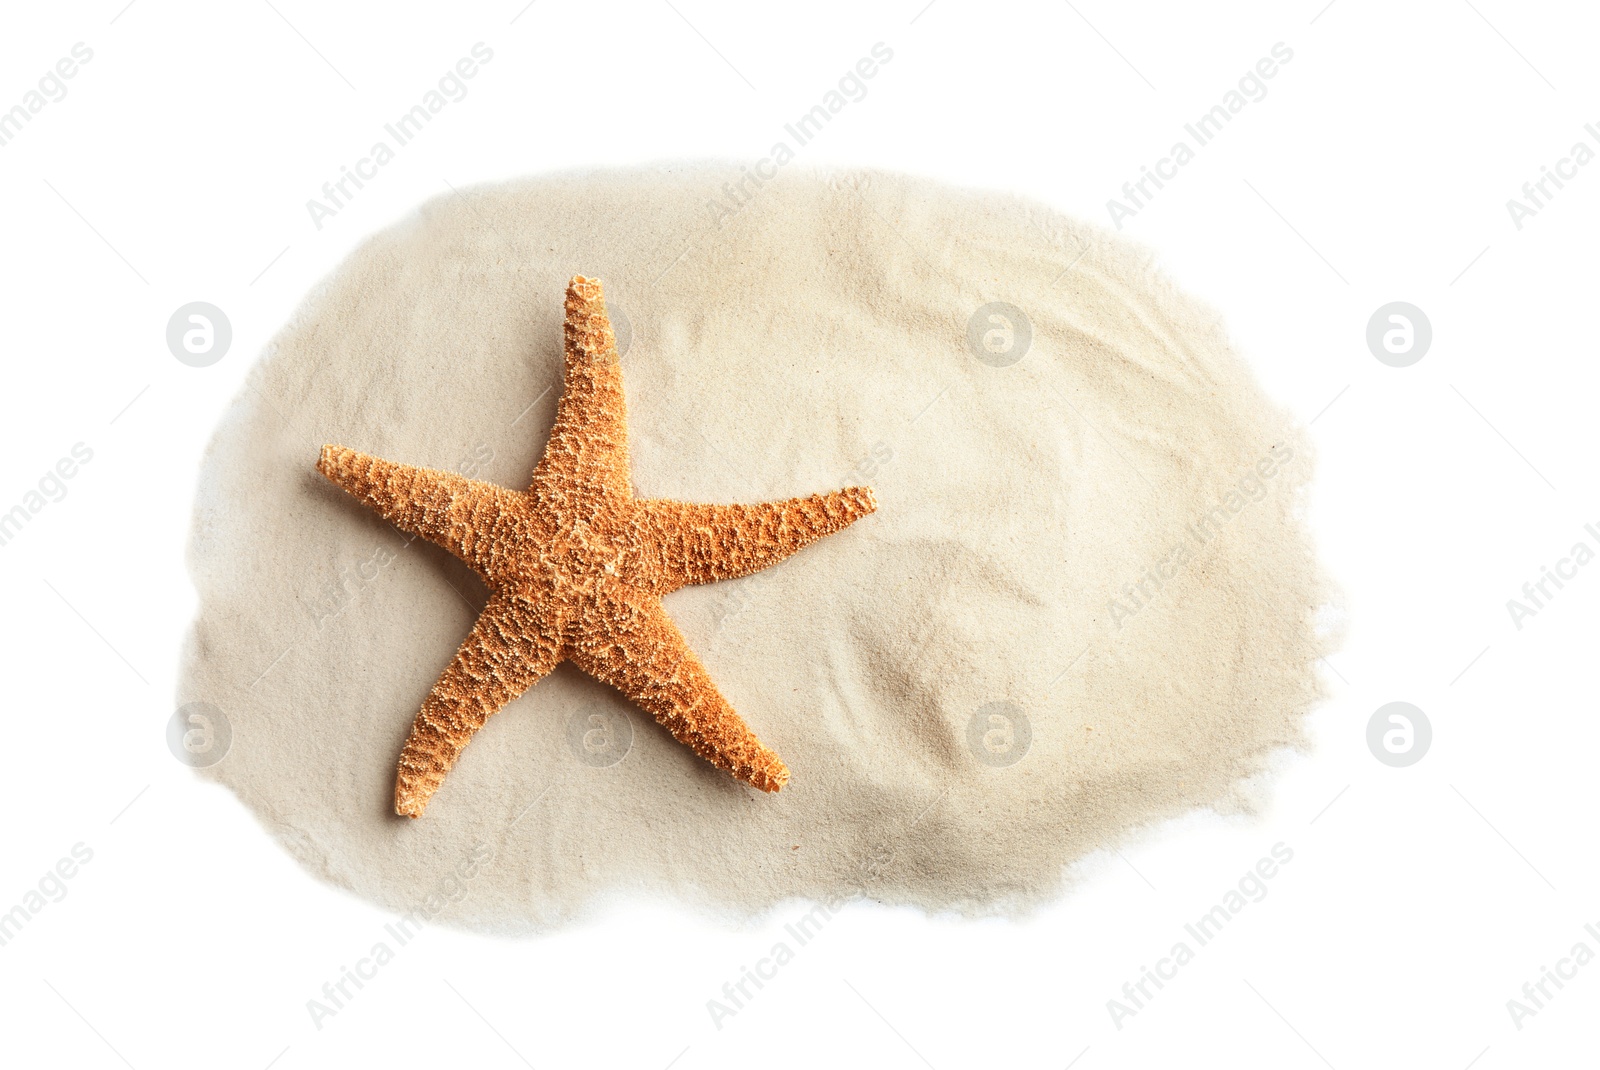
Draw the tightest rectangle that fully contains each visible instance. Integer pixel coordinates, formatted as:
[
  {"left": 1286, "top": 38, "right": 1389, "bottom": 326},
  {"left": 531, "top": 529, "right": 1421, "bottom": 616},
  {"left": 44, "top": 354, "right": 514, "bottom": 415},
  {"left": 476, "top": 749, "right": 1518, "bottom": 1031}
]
[{"left": 1, "top": 1, "right": 1596, "bottom": 1066}]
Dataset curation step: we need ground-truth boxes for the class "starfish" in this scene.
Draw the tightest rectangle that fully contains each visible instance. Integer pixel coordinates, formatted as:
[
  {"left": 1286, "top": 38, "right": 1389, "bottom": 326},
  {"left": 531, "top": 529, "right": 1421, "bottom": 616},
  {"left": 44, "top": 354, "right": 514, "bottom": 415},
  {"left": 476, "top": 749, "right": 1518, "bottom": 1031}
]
[{"left": 317, "top": 276, "right": 877, "bottom": 818}]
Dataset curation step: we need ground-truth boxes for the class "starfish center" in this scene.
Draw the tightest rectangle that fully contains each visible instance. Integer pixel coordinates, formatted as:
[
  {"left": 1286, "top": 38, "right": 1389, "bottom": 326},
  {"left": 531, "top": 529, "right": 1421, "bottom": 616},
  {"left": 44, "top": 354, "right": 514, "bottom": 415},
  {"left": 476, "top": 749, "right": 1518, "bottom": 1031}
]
[{"left": 315, "top": 275, "right": 878, "bottom": 817}]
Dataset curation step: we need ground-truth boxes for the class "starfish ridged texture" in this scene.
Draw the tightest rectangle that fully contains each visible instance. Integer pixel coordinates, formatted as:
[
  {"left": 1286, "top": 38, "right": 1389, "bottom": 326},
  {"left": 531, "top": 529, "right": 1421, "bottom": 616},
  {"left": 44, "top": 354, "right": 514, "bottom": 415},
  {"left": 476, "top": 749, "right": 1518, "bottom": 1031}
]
[{"left": 317, "top": 276, "right": 877, "bottom": 818}]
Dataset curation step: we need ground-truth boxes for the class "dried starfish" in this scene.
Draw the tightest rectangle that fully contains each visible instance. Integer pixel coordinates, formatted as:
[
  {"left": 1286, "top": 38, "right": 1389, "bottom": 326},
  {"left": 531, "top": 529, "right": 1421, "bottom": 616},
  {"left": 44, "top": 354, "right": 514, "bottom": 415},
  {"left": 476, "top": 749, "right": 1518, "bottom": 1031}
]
[{"left": 318, "top": 275, "right": 876, "bottom": 817}]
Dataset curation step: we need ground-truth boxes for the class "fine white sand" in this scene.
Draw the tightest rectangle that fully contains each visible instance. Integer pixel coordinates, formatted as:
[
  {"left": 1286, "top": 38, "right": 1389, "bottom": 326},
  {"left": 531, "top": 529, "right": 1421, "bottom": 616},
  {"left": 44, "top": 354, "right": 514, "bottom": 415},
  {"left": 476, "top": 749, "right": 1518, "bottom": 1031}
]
[{"left": 180, "top": 165, "right": 1333, "bottom": 932}]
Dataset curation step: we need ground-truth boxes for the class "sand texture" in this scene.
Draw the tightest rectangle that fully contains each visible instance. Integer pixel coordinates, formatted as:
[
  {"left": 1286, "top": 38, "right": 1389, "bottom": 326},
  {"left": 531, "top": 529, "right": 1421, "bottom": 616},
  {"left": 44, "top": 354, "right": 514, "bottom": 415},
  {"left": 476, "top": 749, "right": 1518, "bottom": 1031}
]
[{"left": 180, "top": 166, "right": 1333, "bottom": 932}]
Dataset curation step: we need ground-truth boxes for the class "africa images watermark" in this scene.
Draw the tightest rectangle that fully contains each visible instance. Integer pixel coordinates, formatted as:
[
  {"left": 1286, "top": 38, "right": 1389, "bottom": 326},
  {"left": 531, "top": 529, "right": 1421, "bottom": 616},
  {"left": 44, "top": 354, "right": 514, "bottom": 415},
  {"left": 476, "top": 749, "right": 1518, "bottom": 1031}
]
[
  {"left": 300, "top": 441, "right": 495, "bottom": 630},
  {"left": 1503, "top": 520, "right": 1600, "bottom": 630},
  {"left": 0, "top": 42, "right": 94, "bottom": 150},
  {"left": 0, "top": 842, "right": 95, "bottom": 950},
  {"left": 1107, "top": 441, "right": 1295, "bottom": 629},
  {"left": 1106, "top": 42, "right": 1295, "bottom": 229},
  {"left": 715, "top": 441, "right": 893, "bottom": 633},
  {"left": 1505, "top": 122, "right": 1600, "bottom": 230},
  {"left": 301, "top": 537, "right": 411, "bottom": 631},
  {"left": 305, "top": 840, "right": 493, "bottom": 1030},
  {"left": 305, "top": 42, "right": 495, "bottom": 230},
  {"left": 1504, "top": 919, "right": 1600, "bottom": 1031},
  {"left": 705, "top": 785, "right": 940, "bottom": 1031},
  {"left": 701, "top": 42, "right": 894, "bottom": 228},
  {"left": 0, "top": 442, "right": 95, "bottom": 550},
  {"left": 704, "top": 840, "right": 896, "bottom": 1030},
  {"left": 1107, "top": 842, "right": 1295, "bottom": 1030}
]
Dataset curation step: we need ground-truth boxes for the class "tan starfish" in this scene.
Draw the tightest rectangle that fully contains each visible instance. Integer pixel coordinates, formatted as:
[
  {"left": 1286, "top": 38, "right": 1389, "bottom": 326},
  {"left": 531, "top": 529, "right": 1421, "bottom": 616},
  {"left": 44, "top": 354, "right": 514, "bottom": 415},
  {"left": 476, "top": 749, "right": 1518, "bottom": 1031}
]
[{"left": 317, "top": 276, "right": 876, "bottom": 817}]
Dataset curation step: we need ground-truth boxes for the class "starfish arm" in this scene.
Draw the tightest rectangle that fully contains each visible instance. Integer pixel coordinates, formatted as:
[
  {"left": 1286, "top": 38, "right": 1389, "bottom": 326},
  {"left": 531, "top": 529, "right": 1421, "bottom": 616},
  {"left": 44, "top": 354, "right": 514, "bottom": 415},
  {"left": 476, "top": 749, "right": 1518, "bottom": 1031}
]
[
  {"left": 569, "top": 583, "right": 789, "bottom": 792},
  {"left": 317, "top": 445, "right": 524, "bottom": 578},
  {"left": 529, "top": 275, "right": 632, "bottom": 504},
  {"left": 395, "top": 592, "right": 561, "bottom": 817},
  {"left": 640, "top": 487, "right": 877, "bottom": 592}
]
